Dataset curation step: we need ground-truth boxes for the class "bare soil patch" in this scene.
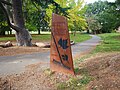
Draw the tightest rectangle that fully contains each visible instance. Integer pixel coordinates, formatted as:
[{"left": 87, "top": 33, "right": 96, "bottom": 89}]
[
  {"left": 0, "top": 42, "right": 49, "bottom": 56},
  {"left": 79, "top": 52, "right": 120, "bottom": 90},
  {"left": 0, "top": 63, "right": 70, "bottom": 90}
]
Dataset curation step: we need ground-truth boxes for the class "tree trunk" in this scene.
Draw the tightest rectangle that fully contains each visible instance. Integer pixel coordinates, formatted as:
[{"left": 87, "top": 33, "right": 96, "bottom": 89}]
[
  {"left": 0, "top": 30, "right": 5, "bottom": 35},
  {"left": 38, "top": 29, "right": 41, "bottom": 35},
  {"left": 10, "top": 29, "right": 12, "bottom": 35},
  {"left": 12, "top": 0, "right": 32, "bottom": 46},
  {"left": 73, "top": 30, "right": 76, "bottom": 36},
  {"left": 87, "top": 29, "right": 90, "bottom": 34}
]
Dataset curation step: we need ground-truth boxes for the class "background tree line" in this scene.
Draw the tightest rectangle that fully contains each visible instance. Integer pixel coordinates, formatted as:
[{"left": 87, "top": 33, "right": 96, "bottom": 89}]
[{"left": 86, "top": 0, "right": 120, "bottom": 34}]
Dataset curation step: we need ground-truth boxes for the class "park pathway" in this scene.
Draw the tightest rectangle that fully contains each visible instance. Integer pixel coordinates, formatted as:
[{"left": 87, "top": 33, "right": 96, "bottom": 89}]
[{"left": 0, "top": 35, "right": 101, "bottom": 75}]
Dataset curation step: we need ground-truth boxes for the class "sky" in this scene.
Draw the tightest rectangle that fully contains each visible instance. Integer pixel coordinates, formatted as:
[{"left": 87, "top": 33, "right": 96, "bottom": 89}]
[{"left": 84, "top": 0, "right": 115, "bottom": 4}]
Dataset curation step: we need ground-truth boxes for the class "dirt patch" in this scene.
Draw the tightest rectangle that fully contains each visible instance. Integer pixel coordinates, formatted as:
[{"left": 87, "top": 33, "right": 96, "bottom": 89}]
[
  {"left": 79, "top": 52, "right": 120, "bottom": 90},
  {"left": 0, "top": 41, "right": 50, "bottom": 56},
  {"left": 0, "top": 63, "right": 70, "bottom": 90},
  {"left": 0, "top": 46, "right": 49, "bottom": 56}
]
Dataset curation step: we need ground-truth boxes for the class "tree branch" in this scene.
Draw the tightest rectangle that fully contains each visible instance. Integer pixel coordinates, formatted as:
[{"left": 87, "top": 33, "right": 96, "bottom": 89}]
[
  {"left": 0, "top": 1, "right": 21, "bottom": 32},
  {"left": 0, "top": 0, "right": 12, "bottom": 6}
]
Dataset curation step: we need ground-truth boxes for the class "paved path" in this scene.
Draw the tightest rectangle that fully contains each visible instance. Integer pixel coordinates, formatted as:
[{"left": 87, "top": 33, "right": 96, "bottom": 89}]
[{"left": 0, "top": 35, "right": 101, "bottom": 75}]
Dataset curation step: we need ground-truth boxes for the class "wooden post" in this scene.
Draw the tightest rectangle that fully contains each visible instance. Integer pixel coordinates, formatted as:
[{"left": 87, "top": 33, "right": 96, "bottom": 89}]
[{"left": 50, "top": 13, "right": 75, "bottom": 75}]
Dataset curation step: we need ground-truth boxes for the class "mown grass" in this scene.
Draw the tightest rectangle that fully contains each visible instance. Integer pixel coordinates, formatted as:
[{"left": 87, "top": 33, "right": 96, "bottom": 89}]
[
  {"left": 0, "top": 33, "right": 91, "bottom": 43},
  {"left": 70, "top": 33, "right": 91, "bottom": 43},
  {"left": 32, "top": 34, "right": 51, "bottom": 42},
  {"left": 0, "top": 37, "right": 16, "bottom": 41},
  {"left": 0, "top": 34, "right": 51, "bottom": 42},
  {"left": 93, "top": 33, "right": 120, "bottom": 52}
]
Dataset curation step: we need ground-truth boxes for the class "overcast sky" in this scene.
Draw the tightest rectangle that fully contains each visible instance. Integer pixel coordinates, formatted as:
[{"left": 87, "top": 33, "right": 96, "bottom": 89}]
[{"left": 84, "top": 0, "right": 115, "bottom": 3}]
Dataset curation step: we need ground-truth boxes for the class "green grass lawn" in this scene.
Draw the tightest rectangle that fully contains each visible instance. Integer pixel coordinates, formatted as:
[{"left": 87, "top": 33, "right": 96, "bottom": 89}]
[
  {"left": 93, "top": 33, "right": 120, "bottom": 52},
  {"left": 32, "top": 34, "right": 51, "bottom": 42},
  {"left": 0, "top": 36, "right": 16, "bottom": 41},
  {"left": 0, "top": 33, "right": 91, "bottom": 43},
  {"left": 70, "top": 33, "right": 91, "bottom": 43},
  {"left": 0, "top": 34, "right": 51, "bottom": 42}
]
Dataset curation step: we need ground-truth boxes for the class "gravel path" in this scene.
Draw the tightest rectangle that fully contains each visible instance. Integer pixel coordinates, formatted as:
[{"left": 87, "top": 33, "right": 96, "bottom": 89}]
[{"left": 0, "top": 35, "right": 101, "bottom": 75}]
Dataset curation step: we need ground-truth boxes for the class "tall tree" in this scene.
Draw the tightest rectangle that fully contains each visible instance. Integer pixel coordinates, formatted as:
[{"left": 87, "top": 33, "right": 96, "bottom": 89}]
[
  {"left": 86, "top": 17, "right": 102, "bottom": 34},
  {"left": 67, "top": 0, "right": 87, "bottom": 35},
  {"left": 0, "top": 0, "right": 32, "bottom": 46},
  {"left": 55, "top": 0, "right": 87, "bottom": 35}
]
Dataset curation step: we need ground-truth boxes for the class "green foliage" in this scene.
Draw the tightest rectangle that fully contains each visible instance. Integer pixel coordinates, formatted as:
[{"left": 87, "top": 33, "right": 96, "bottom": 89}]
[
  {"left": 22, "top": 0, "right": 89, "bottom": 36},
  {"left": 116, "top": 0, "right": 120, "bottom": 5},
  {"left": 67, "top": 0, "right": 87, "bottom": 32},
  {"left": 86, "top": 1, "right": 109, "bottom": 17},
  {"left": 94, "top": 33, "right": 120, "bottom": 52},
  {"left": 46, "top": 0, "right": 87, "bottom": 34},
  {"left": 31, "top": 0, "right": 69, "bottom": 16},
  {"left": 0, "top": 7, "right": 11, "bottom": 35},
  {"left": 86, "top": 0, "right": 120, "bottom": 33},
  {"left": 97, "top": 5, "right": 120, "bottom": 33},
  {"left": 23, "top": 0, "right": 49, "bottom": 33},
  {"left": 23, "top": 0, "right": 71, "bottom": 33}
]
